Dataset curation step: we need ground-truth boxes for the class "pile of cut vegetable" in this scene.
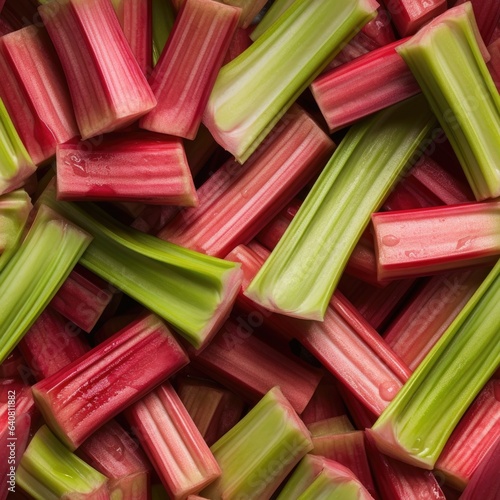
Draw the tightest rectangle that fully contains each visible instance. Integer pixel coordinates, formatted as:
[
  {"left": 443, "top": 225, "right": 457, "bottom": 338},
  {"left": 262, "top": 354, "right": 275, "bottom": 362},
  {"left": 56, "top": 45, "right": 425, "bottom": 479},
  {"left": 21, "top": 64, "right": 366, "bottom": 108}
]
[{"left": 0, "top": 0, "right": 499, "bottom": 497}]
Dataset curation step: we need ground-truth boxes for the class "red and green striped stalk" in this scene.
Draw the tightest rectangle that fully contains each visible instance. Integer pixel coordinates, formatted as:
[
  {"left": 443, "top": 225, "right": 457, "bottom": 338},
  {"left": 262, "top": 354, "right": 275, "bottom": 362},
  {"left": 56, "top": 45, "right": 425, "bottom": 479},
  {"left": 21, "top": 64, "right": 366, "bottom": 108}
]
[
  {"left": 201, "top": 387, "right": 313, "bottom": 499},
  {"left": 396, "top": 3, "right": 500, "bottom": 200},
  {"left": 192, "top": 317, "right": 323, "bottom": 414},
  {"left": 78, "top": 419, "right": 152, "bottom": 500},
  {"left": 0, "top": 204, "right": 91, "bottom": 364},
  {"left": 204, "top": 0, "right": 378, "bottom": 162},
  {"left": 140, "top": 0, "right": 240, "bottom": 140},
  {"left": 151, "top": 0, "right": 176, "bottom": 65},
  {"left": 454, "top": 0, "right": 500, "bottom": 44},
  {"left": 37, "top": 180, "right": 243, "bottom": 349},
  {"left": 0, "top": 26, "right": 78, "bottom": 165},
  {"left": 246, "top": 95, "right": 435, "bottom": 320},
  {"left": 435, "top": 379, "right": 500, "bottom": 490},
  {"left": 39, "top": 0, "right": 156, "bottom": 140},
  {"left": 384, "top": 268, "right": 489, "bottom": 370},
  {"left": 372, "top": 201, "right": 500, "bottom": 280},
  {"left": 158, "top": 106, "right": 334, "bottom": 258},
  {"left": 56, "top": 132, "right": 197, "bottom": 206},
  {"left": 32, "top": 314, "right": 189, "bottom": 450},
  {"left": 311, "top": 39, "right": 421, "bottom": 132},
  {"left": 369, "top": 258, "right": 500, "bottom": 468},
  {"left": 0, "top": 99, "right": 35, "bottom": 195},
  {"left": 16, "top": 425, "right": 109, "bottom": 500},
  {"left": 125, "top": 382, "right": 221, "bottom": 499}
]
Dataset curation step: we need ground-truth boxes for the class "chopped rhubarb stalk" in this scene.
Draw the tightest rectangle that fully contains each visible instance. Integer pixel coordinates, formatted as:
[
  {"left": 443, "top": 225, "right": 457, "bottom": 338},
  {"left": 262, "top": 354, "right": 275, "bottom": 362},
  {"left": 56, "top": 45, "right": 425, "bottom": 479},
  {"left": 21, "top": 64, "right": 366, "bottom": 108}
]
[
  {"left": 436, "top": 379, "right": 500, "bottom": 490},
  {"left": 325, "top": 30, "right": 380, "bottom": 70},
  {"left": 158, "top": 107, "right": 334, "bottom": 258},
  {"left": 365, "top": 433, "right": 447, "bottom": 500},
  {"left": 39, "top": 0, "right": 156, "bottom": 140},
  {"left": 18, "top": 308, "right": 89, "bottom": 380},
  {"left": 397, "top": 4, "right": 500, "bottom": 200},
  {"left": 0, "top": 204, "right": 91, "bottom": 364},
  {"left": 125, "top": 382, "right": 221, "bottom": 499},
  {"left": 192, "top": 318, "right": 323, "bottom": 414},
  {"left": 140, "top": 0, "right": 240, "bottom": 140},
  {"left": 0, "top": 26, "right": 78, "bottom": 166},
  {"left": 379, "top": 0, "right": 446, "bottom": 36},
  {"left": 454, "top": 0, "right": 500, "bottom": 44},
  {"left": 16, "top": 425, "right": 109, "bottom": 499},
  {"left": 202, "top": 387, "right": 313, "bottom": 499},
  {"left": 384, "top": 268, "right": 489, "bottom": 370},
  {"left": 311, "top": 430, "right": 377, "bottom": 499},
  {"left": 246, "top": 95, "right": 435, "bottom": 320},
  {"left": 38, "top": 180, "right": 243, "bottom": 349},
  {"left": 301, "top": 377, "right": 348, "bottom": 426},
  {"left": 78, "top": 419, "right": 152, "bottom": 499},
  {"left": 372, "top": 201, "right": 500, "bottom": 280},
  {"left": 277, "top": 455, "right": 374, "bottom": 499},
  {"left": 152, "top": 0, "right": 176, "bottom": 65},
  {"left": 49, "top": 265, "right": 116, "bottom": 332},
  {"left": 0, "top": 100, "right": 36, "bottom": 194},
  {"left": 308, "top": 416, "right": 355, "bottom": 437},
  {"left": 311, "top": 39, "right": 421, "bottom": 132},
  {"left": 0, "top": 348, "right": 24, "bottom": 378},
  {"left": 361, "top": 7, "right": 396, "bottom": 46},
  {"left": 32, "top": 314, "right": 189, "bottom": 450},
  {"left": 369, "top": 259, "right": 500, "bottom": 468},
  {"left": 223, "top": 27, "right": 252, "bottom": 64},
  {"left": 204, "top": 0, "right": 378, "bottom": 162},
  {"left": 56, "top": 132, "right": 197, "bottom": 206}
]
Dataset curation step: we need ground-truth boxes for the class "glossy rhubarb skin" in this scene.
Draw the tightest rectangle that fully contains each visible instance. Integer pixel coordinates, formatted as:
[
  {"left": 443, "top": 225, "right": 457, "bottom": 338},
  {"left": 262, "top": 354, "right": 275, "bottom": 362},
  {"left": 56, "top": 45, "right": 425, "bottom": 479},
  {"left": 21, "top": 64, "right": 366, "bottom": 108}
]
[
  {"left": 435, "top": 379, "right": 500, "bottom": 490},
  {"left": 384, "top": 268, "right": 489, "bottom": 370},
  {"left": 16, "top": 425, "right": 109, "bottom": 500},
  {"left": 38, "top": 0, "right": 156, "bottom": 140},
  {"left": 38, "top": 180, "right": 243, "bottom": 349},
  {"left": 56, "top": 132, "right": 197, "bottom": 206},
  {"left": 455, "top": 0, "right": 500, "bottom": 44},
  {"left": 158, "top": 106, "right": 334, "bottom": 258},
  {"left": 204, "top": 0, "right": 378, "bottom": 163},
  {"left": 78, "top": 419, "right": 152, "bottom": 500},
  {"left": 0, "top": 204, "right": 92, "bottom": 364},
  {"left": 32, "top": 314, "right": 189, "bottom": 450},
  {"left": 192, "top": 317, "right": 323, "bottom": 414},
  {"left": 311, "top": 38, "right": 421, "bottom": 132},
  {"left": 0, "top": 26, "right": 78, "bottom": 166},
  {"left": 245, "top": 95, "right": 436, "bottom": 320},
  {"left": 372, "top": 201, "right": 500, "bottom": 280},
  {"left": 397, "top": 3, "right": 500, "bottom": 200},
  {"left": 125, "top": 382, "right": 221, "bottom": 500},
  {"left": 369, "top": 258, "right": 500, "bottom": 469},
  {"left": 140, "top": 0, "right": 240, "bottom": 140},
  {"left": 202, "top": 387, "right": 313, "bottom": 500},
  {"left": 0, "top": 99, "right": 36, "bottom": 194}
]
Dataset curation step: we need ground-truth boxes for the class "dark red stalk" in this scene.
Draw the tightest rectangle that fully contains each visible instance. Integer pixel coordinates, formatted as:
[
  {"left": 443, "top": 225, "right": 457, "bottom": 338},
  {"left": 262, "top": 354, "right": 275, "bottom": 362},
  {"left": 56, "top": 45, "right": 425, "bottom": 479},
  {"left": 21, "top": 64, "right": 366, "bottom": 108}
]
[
  {"left": 454, "top": 0, "right": 500, "bottom": 44},
  {"left": 361, "top": 7, "right": 396, "bottom": 46},
  {"left": 223, "top": 26, "right": 252, "bottom": 64},
  {"left": 488, "top": 38, "right": 500, "bottom": 92},
  {"left": 0, "top": 349, "right": 25, "bottom": 379}
]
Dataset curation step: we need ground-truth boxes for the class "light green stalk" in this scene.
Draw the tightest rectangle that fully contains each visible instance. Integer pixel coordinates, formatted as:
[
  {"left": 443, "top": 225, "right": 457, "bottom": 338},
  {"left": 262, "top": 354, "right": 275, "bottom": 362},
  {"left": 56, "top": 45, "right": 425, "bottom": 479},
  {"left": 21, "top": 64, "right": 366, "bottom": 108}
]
[
  {"left": 297, "top": 473, "right": 369, "bottom": 499},
  {"left": 369, "top": 258, "right": 500, "bottom": 469},
  {"left": 250, "top": 0, "right": 295, "bottom": 40},
  {"left": 397, "top": 3, "right": 500, "bottom": 200},
  {"left": 204, "top": 0, "right": 378, "bottom": 162},
  {"left": 0, "top": 204, "right": 91, "bottom": 363},
  {"left": 245, "top": 95, "right": 436, "bottom": 320},
  {"left": 0, "top": 99, "right": 36, "bottom": 195},
  {"left": 201, "top": 387, "right": 313, "bottom": 499},
  {"left": 152, "top": 0, "right": 176, "bottom": 65},
  {"left": 16, "top": 425, "right": 108, "bottom": 499},
  {"left": 37, "top": 181, "right": 242, "bottom": 349}
]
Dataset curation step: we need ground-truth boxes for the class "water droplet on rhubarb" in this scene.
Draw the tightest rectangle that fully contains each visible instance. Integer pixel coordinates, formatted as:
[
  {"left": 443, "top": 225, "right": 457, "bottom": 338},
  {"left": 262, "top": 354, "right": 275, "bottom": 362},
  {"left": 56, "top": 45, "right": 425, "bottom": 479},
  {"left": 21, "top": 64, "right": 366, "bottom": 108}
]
[
  {"left": 456, "top": 237, "right": 473, "bottom": 250},
  {"left": 382, "top": 235, "right": 400, "bottom": 246},
  {"left": 379, "top": 381, "right": 398, "bottom": 401}
]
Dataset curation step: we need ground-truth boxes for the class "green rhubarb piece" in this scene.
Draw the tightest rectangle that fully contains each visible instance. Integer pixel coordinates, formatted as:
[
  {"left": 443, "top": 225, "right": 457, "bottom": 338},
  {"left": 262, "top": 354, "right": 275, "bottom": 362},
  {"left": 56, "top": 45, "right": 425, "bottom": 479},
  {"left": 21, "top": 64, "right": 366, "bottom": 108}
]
[
  {"left": 201, "top": 387, "right": 313, "bottom": 499},
  {"left": 152, "top": 0, "right": 176, "bottom": 65},
  {"left": 397, "top": 3, "right": 500, "bottom": 200},
  {"left": 250, "top": 0, "right": 295, "bottom": 40},
  {"left": 0, "top": 98, "right": 36, "bottom": 195},
  {"left": 204, "top": 0, "right": 378, "bottom": 162},
  {"left": 37, "top": 180, "right": 242, "bottom": 349},
  {"left": 369, "top": 257, "right": 500, "bottom": 469},
  {"left": 16, "top": 425, "right": 108, "bottom": 499},
  {"left": 245, "top": 94, "right": 436, "bottom": 320},
  {"left": 297, "top": 472, "right": 367, "bottom": 499},
  {"left": 0, "top": 203, "right": 91, "bottom": 364}
]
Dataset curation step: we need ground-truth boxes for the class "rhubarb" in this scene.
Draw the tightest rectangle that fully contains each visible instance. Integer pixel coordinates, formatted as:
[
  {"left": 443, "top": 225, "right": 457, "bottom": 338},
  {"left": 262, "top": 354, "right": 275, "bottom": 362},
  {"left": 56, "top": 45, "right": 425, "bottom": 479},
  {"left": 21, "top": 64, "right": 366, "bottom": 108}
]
[
  {"left": 301, "top": 378, "right": 347, "bottom": 426},
  {"left": 454, "top": 0, "right": 500, "bottom": 44},
  {"left": 125, "top": 382, "right": 221, "bottom": 499},
  {"left": 204, "top": 0, "right": 378, "bottom": 162},
  {"left": 246, "top": 95, "right": 435, "bottom": 320},
  {"left": 39, "top": 0, "right": 156, "bottom": 139},
  {"left": 372, "top": 201, "right": 500, "bottom": 280},
  {"left": 32, "top": 314, "right": 189, "bottom": 449},
  {"left": 369, "top": 258, "right": 500, "bottom": 468},
  {"left": 158, "top": 106, "right": 334, "bottom": 257},
  {"left": 151, "top": 0, "right": 175, "bottom": 65},
  {"left": 249, "top": 0, "right": 294, "bottom": 40},
  {"left": 397, "top": 3, "right": 500, "bottom": 200}
]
